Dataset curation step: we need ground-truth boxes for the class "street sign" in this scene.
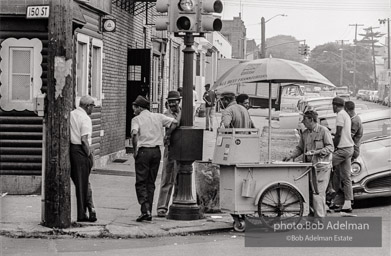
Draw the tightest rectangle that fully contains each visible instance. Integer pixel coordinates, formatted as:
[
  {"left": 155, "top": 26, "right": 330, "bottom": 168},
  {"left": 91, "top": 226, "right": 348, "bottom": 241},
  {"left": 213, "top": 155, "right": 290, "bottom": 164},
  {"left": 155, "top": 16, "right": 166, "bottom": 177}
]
[
  {"left": 26, "top": 6, "right": 50, "bottom": 19},
  {"left": 103, "top": 19, "right": 116, "bottom": 32}
]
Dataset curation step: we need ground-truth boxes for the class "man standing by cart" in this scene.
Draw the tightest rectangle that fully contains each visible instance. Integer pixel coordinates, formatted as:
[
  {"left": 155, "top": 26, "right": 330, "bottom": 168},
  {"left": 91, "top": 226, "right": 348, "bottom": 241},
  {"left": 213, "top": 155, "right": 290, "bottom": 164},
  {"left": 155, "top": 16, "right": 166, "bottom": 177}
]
[
  {"left": 283, "top": 110, "right": 334, "bottom": 217},
  {"left": 220, "top": 92, "right": 253, "bottom": 129},
  {"left": 203, "top": 84, "right": 216, "bottom": 131}
]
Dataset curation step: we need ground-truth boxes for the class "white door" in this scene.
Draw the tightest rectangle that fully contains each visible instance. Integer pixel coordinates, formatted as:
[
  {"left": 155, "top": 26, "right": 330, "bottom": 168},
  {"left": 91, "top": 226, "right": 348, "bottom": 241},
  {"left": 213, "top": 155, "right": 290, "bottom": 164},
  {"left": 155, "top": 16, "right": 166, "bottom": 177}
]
[{"left": 0, "top": 38, "right": 43, "bottom": 112}]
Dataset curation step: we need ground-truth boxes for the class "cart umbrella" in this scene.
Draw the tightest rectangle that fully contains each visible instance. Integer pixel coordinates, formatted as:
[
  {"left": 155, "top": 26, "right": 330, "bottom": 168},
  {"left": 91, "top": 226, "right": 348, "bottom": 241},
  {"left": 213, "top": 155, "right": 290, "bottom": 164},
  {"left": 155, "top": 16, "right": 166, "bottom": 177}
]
[{"left": 212, "top": 57, "right": 335, "bottom": 162}]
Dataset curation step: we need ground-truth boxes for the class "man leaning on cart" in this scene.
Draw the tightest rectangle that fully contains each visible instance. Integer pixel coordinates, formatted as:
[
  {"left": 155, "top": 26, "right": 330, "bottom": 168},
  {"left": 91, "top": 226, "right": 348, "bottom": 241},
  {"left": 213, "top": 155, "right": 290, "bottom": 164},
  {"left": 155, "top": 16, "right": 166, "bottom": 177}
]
[{"left": 283, "top": 110, "right": 334, "bottom": 218}]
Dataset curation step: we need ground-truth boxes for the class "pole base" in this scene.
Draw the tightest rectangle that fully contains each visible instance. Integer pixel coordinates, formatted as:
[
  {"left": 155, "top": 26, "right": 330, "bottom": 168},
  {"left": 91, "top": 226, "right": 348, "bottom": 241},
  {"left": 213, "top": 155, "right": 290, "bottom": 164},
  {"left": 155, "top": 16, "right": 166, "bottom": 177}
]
[{"left": 167, "top": 203, "right": 200, "bottom": 220}]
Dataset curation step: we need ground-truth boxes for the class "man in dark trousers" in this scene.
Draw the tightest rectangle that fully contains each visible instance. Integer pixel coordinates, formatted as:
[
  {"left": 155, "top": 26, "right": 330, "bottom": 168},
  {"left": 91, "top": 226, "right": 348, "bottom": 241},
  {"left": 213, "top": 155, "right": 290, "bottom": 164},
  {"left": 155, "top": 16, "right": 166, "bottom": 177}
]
[
  {"left": 203, "top": 84, "right": 216, "bottom": 131},
  {"left": 131, "top": 95, "right": 178, "bottom": 222},
  {"left": 157, "top": 91, "right": 182, "bottom": 217},
  {"left": 70, "top": 95, "right": 97, "bottom": 222}
]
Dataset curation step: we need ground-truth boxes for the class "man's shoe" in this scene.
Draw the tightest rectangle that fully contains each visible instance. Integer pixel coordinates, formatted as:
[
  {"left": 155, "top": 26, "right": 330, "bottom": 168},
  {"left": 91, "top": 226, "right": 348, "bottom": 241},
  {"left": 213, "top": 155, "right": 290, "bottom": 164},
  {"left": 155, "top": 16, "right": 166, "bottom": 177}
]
[
  {"left": 77, "top": 218, "right": 90, "bottom": 222},
  {"left": 136, "top": 212, "right": 152, "bottom": 222},
  {"left": 334, "top": 206, "right": 353, "bottom": 213},
  {"left": 157, "top": 210, "right": 167, "bottom": 217},
  {"left": 210, "top": 128, "right": 213, "bottom": 132},
  {"left": 329, "top": 204, "right": 341, "bottom": 210},
  {"left": 89, "top": 211, "right": 97, "bottom": 222}
]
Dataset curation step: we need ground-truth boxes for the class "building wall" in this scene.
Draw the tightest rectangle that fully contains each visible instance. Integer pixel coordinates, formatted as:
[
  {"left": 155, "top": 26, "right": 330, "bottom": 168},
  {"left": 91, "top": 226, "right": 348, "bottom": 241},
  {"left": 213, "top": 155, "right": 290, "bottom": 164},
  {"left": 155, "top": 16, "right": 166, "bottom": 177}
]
[
  {"left": 221, "top": 16, "right": 246, "bottom": 59},
  {"left": 99, "top": 2, "right": 154, "bottom": 163}
]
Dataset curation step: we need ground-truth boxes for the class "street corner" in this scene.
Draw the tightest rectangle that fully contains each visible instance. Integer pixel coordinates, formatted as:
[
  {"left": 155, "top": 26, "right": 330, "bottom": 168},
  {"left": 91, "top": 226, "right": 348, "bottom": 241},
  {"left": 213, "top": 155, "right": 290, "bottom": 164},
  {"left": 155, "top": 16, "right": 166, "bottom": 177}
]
[
  {"left": 0, "top": 222, "right": 53, "bottom": 238},
  {"left": 105, "top": 223, "right": 169, "bottom": 238}
]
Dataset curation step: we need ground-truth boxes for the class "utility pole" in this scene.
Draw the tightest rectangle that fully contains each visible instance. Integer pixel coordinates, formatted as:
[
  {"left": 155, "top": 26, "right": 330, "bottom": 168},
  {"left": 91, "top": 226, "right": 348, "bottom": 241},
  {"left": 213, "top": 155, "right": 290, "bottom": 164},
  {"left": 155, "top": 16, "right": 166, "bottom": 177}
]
[
  {"left": 260, "top": 17, "right": 266, "bottom": 58},
  {"left": 349, "top": 23, "right": 364, "bottom": 93},
  {"left": 336, "top": 40, "right": 349, "bottom": 87},
  {"left": 44, "top": 0, "right": 74, "bottom": 228}
]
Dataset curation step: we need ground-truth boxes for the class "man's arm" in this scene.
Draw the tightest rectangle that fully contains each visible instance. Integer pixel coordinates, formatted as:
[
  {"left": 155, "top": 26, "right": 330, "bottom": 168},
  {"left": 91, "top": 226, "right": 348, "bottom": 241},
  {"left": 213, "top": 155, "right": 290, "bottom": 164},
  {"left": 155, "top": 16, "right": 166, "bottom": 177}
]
[
  {"left": 221, "top": 110, "right": 232, "bottom": 128},
  {"left": 283, "top": 134, "right": 304, "bottom": 161},
  {"left": 81, "top": 134, "right": 94, "bottom": 168},
  {"left": 131, "top": 130, "right": 139, "bottom": 159},
  {"left": 203, "top": 92, "right": 211, "bottom": 105},
  {"left": 333, "top": 126, "right": 343, "bottom": 147}
]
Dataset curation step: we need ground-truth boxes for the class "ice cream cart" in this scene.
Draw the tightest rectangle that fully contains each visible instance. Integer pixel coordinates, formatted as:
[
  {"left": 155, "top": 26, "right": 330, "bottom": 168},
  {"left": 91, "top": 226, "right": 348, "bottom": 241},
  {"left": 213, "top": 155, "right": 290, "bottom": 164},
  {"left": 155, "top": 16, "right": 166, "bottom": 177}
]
[{"left": 213, "top": 128, "right": 312, "bottom": 232}]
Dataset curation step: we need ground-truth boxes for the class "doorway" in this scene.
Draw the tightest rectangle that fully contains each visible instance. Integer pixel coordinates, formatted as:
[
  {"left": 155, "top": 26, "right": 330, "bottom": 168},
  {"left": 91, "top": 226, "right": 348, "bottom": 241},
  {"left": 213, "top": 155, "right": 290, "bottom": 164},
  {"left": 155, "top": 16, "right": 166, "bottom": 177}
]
[{"left": 126, "top": 49, "right": 151, "bottom": 138}]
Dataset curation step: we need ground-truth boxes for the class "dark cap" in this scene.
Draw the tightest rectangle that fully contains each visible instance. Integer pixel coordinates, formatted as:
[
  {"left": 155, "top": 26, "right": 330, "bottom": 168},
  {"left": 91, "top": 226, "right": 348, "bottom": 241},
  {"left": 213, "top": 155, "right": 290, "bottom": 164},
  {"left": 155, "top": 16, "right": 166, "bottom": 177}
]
[
  {"left": 132, "top": 95, "right": 150, "bottom": 109},
  {"left": 332, "top": 97, "right": 345, "bottom": 106},
  {"left": 302, "top": 110, "right": 318, "bottom": 122},
  {"left": 220, "top": 91, "right": 236, "bottom": 98},
  {"left": 166, "top": 91, "right": 182, "bottom": 100},
  {"left": 204, "top": 84, "right": 211, "bottom": 88}
]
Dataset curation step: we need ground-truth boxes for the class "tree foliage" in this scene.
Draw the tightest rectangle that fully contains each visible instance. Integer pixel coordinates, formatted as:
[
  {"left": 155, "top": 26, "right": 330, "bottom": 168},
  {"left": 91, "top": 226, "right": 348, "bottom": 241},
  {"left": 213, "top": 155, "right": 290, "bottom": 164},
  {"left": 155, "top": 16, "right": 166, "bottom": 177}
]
[
  {"left": 307, "top": 42, "right": 373, "bottom": 91},
  {"left": 265, "top": 35, "right": 304, "bottom": 62}
]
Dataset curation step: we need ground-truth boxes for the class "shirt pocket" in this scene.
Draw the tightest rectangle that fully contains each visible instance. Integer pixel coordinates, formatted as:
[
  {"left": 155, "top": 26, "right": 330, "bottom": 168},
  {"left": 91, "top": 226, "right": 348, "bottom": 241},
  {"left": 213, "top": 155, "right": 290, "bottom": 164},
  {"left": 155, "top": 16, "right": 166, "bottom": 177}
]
[{"left": 314, "top": 136, "right": 324, "bottom": 150}]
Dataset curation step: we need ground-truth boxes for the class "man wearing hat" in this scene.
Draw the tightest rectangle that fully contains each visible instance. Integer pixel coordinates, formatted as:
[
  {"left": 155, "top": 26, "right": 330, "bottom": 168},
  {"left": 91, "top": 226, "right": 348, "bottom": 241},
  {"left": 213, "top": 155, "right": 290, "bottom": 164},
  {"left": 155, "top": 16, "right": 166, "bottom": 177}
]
[
  {"left": 283, "top": 110, "right": 334, "bottom": 217},
  {"left": 202, "top": 84, "right": 216, "bottom": 131},
  {"left": 220, "top": 91, "right": 253, "bottom": 128},
  {"left": 328, "top": 97, "right": 355, "bottom": 213},
  {"left": 131, "top": 95, "right": 178, "bottom": 222},
  {"left": 157, "top": 91, "right": 182, "bottom": 217}
]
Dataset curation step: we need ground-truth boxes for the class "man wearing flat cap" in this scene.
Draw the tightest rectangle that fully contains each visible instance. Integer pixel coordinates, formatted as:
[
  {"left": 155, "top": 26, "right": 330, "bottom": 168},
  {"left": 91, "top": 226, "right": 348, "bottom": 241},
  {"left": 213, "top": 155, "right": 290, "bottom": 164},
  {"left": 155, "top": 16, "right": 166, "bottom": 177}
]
[
  {"left": 131, "top": 95, "right": 178, "bottom": 222},
  {"left": 283, "top": 110, "right": 334, "bottom": 217},
  {"left": 220, "top": 91, "right": 253, "bottom": 128},
  {"left": 328, "top": 96, "right": 355, "bottom": 213},
  {"left": 156, "top": 91, "right": 182, "bottom": 217}
]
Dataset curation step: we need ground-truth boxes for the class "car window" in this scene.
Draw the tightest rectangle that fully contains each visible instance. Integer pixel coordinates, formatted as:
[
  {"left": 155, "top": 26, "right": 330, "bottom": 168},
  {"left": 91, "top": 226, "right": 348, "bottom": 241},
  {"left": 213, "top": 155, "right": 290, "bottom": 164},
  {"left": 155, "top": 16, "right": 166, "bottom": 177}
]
[{"left": 362, "top": 118, "right": 391, "bottom": 141}]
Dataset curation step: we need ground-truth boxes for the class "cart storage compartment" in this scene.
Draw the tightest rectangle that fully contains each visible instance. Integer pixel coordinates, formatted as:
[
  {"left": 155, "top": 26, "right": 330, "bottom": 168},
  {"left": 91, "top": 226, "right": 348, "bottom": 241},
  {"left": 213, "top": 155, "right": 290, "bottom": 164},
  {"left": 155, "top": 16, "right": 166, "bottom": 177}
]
[{"left": 213, "top": 128, "right": 260, "bottom": 165}]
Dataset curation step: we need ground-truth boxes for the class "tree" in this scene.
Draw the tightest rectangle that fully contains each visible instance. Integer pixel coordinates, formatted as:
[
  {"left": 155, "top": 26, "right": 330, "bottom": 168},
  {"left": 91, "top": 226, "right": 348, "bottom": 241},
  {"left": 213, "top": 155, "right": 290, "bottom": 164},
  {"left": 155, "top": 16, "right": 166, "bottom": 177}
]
[
  {"left": 307, "top": 42, "right": 373, "bottom": 91},
  {"left": 264, "top": 35, "right": 304, "bottom": 62}
]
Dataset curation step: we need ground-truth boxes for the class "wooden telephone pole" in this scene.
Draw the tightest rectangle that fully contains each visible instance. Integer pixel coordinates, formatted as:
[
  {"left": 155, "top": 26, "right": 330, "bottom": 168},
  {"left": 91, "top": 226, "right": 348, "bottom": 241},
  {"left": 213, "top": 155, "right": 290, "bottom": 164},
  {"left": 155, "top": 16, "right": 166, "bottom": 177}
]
[{"left": 44, "top": 0, "right": 74, "bottom": 228}]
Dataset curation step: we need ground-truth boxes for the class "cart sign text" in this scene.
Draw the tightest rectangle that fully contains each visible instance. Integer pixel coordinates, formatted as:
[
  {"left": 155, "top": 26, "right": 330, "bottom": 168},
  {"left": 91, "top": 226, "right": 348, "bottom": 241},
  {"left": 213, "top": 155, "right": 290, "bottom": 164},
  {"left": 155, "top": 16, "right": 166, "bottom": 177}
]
[{"left": 26, "top": 6, "right": 50, "bottom": 19}]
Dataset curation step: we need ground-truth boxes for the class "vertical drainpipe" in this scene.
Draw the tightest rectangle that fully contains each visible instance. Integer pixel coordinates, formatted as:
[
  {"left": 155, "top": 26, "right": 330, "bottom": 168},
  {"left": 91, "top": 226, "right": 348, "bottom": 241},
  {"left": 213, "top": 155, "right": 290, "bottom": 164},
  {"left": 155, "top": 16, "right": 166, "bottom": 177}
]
[{"left": 41, "top": 117, "right": 46, "bottom": 223}]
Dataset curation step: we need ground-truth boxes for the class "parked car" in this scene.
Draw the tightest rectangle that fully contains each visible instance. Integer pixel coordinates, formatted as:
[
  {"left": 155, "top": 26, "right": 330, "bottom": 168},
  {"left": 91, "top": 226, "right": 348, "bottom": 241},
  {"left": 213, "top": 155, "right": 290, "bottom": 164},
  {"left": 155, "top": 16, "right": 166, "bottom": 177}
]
[
  {"left": 279, "top": 97, "right": 335, "bottom": 131},
  {"left": 369, "top": 90, "right": 379, "bottom": 102},
  {"left": 362, "top": 90, "right": 371, "bottom": 101},
  {"left": 356, "top": 89, "right": 367, "bottom": 100},
  {"left": 351, "top": 109, "right": 391, "bottom": 199}
]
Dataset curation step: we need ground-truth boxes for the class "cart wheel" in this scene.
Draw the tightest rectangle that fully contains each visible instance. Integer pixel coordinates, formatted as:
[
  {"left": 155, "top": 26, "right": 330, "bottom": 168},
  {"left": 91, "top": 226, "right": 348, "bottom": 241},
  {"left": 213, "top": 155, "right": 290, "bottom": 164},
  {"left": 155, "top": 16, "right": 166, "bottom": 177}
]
[
  {"left": 233, "top": 219, "right": 246, "bottom": 232},
  {"left": 257, "top": 183, "right": 304, "bottom": 230}
]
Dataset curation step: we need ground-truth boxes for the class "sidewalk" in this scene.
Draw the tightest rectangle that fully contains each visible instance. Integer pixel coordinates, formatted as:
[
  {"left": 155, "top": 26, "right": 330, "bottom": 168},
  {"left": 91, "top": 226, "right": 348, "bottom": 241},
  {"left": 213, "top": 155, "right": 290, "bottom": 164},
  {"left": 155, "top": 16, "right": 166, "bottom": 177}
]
[
  {"left": 0, "top": 113, "right": 292, "bottom": 239},
  {"left": 0, "top": 115, "right": 234, "bottom": 239}
]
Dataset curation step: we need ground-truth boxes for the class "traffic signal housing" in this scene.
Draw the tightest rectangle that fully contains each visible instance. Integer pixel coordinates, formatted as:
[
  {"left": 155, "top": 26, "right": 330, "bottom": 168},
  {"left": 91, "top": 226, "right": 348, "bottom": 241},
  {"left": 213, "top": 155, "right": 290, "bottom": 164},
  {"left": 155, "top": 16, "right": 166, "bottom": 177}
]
[
  {"left": 298, "top": 44, "right": 304, "bottom": 55},
  {"left": 174, "top": 0, "right": 200, "bottom": 33},
  {"left": 199, "top": 0, "right": 223, "bottom": 32},
  {"left": 155, "top": 0, "right": 172, "bottom": 31},
  {"left": 303, "top": 44, "right": 310, "bottom": 55}
]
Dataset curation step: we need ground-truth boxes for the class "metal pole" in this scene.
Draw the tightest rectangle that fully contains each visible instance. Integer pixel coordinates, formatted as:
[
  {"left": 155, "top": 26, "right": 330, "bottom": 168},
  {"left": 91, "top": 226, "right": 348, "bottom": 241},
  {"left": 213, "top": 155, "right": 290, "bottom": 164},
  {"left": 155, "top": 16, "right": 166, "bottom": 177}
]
[
  {"left": 388, "top": 18, "right": 390, "bottom": 69},
  {"left": 340, "top": 48, "right": 344, "bottom": 87},
  {"left": 268, "top": 81, "right": 272, "bottom": 163},
  {"left": 261, "top": 17, "right": 266, "bottom": 58},
  {"left": 167, "top": 33, "right": 200, "bottom": 220}
]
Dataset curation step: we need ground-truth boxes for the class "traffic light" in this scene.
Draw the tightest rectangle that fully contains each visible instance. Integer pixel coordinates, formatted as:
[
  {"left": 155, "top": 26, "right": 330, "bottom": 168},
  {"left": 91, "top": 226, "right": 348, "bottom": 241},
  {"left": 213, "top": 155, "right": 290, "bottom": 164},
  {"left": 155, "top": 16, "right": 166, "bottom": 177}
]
[
  {"left": 298, "top": 44, "right": 304, "bottom": 55},
  {"left": 199, "top": 0, "right": 223, "bottom": 32},
  {"left": 155, "top": 0, "right": 172, "bottom": 31},
  {"left": 303, "top": 44, "right": 310, "bottom": 55},
  {"left": 174, "top": 0, "right": 199, "bottom": 33}
]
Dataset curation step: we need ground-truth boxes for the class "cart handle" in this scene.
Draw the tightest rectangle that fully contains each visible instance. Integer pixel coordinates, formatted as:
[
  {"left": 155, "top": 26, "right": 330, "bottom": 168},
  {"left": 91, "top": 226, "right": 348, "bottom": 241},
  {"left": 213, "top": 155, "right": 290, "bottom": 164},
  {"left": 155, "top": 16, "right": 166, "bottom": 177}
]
[{"left": 293, "top": 162, "right": 330, "bottom": 181}]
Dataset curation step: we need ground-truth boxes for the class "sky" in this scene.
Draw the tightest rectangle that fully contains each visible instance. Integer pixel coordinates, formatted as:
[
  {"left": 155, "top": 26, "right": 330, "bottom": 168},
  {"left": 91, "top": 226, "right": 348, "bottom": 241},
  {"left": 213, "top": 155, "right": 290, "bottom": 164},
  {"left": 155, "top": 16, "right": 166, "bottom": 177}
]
[{"left": 221, "top": 0, "right": 390, "bottom": 48}]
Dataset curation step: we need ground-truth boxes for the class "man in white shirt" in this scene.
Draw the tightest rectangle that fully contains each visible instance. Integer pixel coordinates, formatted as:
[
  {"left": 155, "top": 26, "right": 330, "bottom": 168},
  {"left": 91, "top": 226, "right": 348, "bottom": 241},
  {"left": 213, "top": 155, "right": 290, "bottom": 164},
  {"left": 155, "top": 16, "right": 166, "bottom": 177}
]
[
  {"left": 329, "top": 97, "right": 355, "bottom": 213},
  {"left": 70, "top": 95, "right": 97, "bottom": 222},
  {"left": 131, "top": 95, "right": 178, "bottom": 222}
]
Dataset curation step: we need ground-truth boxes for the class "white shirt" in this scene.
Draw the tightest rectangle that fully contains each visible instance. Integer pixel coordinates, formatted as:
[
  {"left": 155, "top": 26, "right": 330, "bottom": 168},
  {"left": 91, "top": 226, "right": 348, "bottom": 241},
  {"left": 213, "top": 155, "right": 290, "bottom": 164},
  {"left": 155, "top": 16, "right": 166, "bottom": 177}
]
[
  {"left": 193, "top": 90, "right": 198, "bottom": 107},
  {"left": 70, "top": 107, "right": 92, "bottom": 145},
  {"left": 336, "top": 109, "right": 354, "bottom": 148},
  {"left": 131, "top": 110, "right": 175, "bottom": 148}
]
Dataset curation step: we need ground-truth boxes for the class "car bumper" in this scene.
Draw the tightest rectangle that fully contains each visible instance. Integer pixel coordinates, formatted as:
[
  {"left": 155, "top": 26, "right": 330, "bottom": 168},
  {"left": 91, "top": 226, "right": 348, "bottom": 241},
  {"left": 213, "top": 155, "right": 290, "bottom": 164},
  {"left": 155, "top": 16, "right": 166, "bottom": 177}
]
[{"left": 352, "top": 171, "right": 391, "bottom": 199}]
